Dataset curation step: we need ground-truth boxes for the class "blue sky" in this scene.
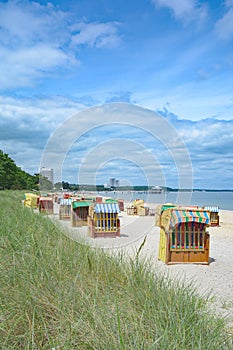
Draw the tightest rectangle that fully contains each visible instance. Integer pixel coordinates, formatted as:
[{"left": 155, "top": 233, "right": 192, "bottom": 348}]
[{"left": 0, "top": 0, "right": 233, "bottom": 189}]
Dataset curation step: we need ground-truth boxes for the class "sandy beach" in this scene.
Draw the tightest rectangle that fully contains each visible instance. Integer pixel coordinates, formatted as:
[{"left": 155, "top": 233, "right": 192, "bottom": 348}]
[{"left": 53, "top": 203, "right": 233, "bottom": 328}]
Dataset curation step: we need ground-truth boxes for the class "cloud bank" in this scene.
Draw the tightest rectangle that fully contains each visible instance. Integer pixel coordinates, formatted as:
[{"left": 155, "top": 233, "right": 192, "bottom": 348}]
[{"left": 0, "top": 98, "right": 232, "bottom": 189}]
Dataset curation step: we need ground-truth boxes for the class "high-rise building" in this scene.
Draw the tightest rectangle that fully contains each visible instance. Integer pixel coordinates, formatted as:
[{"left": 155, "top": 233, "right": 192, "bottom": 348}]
[
  {"left": 109, "top": 178, "right": 115, "bottom": 187},
  {"left": 40, "top": 167, "right": 54, "bottom": 184},
  {"left": 109, "top": 178, "right": 120, "bottom": 188}
]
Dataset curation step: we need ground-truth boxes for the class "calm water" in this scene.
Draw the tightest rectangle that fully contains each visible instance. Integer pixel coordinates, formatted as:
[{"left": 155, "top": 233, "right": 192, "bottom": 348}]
[{"left": 99, "top": 191, "right": 233, "bottom": 211}]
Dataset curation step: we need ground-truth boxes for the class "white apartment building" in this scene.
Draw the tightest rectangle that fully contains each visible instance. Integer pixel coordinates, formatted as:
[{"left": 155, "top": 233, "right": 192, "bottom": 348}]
[{"left": 40, "top": 167, "right": 54, "bottom": 184}]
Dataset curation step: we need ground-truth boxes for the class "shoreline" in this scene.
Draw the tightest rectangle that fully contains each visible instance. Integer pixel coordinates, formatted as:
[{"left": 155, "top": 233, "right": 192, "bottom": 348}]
[{"left": 86, "top": 191, "right": 233, "bottom": 211}]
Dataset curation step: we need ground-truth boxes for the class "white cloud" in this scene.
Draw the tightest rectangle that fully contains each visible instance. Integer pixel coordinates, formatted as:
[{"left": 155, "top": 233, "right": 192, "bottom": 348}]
[
  {"left": 71, "top": 22, "right": 121, "bottom": 48},
  {"left": 0, "top": 1, "right": 75, "bottom": 89},
  {"left": 0, "top": 95, "right": 85, "bottom": 141},
  {"left": 0, "top": 45, "right": 78, "bottom": 89},
  {"left": 215, "top": 8, "right": 233, "bottom": 40},
  {"left": 47, "top": 102, "right": 233, "bottom": 188},
  {"left": 160, "top": 109, "right": 233, "bottom": 160},
  {"left": 0, "top": 1, "right": 121, "bottom": 90},
  {"left": 0, "top": 94, "right": 88, "bottom": 174},
  {"left": 0, "top": 1, "right": 68, "bottom": 47},
  {"left": 1, "top": 99, "right": 233, "bottom": 188},
  {"left": 151, "top": 0, "right": 207, "bottom": 22}
]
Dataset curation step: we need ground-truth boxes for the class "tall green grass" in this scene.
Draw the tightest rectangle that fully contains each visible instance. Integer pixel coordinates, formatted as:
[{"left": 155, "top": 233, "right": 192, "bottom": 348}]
[{"left": 0, "top": 191, "right": 232, "bottom": 349}]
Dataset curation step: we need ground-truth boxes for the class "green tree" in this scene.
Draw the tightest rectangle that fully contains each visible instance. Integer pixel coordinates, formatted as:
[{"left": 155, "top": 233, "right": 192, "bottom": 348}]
[{"left": 0, "top": 150, "right": 39, "bottom": 190}]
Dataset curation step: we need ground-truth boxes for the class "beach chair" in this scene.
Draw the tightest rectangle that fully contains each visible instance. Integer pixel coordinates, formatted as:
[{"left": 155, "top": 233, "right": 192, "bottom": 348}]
[
  {"left": 158, "top": 207, "right": 210, "bottom": 264},
  {"left": 203, "top": 206, "right": 220, "bottom": 226},
  {"left": 88, "top": 203, "right": 120, "bottom": 238}
]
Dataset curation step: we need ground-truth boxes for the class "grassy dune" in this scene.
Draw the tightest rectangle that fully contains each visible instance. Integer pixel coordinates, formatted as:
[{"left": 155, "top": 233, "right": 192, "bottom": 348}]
[{"left": 0, "top": 191, "right": 232, "bottom": 349}]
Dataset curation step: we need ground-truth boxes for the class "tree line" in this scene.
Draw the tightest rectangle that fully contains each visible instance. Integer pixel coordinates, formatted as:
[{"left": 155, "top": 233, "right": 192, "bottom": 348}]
[
  {"left": 0, "top": 150, "right": 39, "bottom": 190},
  {"left": 0, "top": 150, "right": 174, "bottom": 192}
]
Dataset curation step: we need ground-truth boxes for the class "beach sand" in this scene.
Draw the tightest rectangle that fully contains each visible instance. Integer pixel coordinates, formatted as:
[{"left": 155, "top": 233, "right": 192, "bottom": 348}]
[
  {"left": 126, "top": 208, "right": 233, "bottom": 326},
  {"left": 52, "top": 203, "right": 233, "bottom": 328}
]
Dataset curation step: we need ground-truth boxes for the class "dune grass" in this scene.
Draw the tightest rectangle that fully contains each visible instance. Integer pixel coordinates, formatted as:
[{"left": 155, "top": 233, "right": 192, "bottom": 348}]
[{"left": 0, "top": 191, "right": 232, "bottom": 349}]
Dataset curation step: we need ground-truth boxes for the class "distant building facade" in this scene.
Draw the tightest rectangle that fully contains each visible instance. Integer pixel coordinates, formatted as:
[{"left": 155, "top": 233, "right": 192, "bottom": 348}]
[
  {"left": 109, "top": 178, "right": 115, "bottom": 187},
  {"left": 149, "top": 186, "right": 163, "bottom": 193},
  {"left": 109, "top": 178, "right": 119, "bottom": 188},
  {"left": 40, "top": 167, "right": 54, "bottom": 185}
]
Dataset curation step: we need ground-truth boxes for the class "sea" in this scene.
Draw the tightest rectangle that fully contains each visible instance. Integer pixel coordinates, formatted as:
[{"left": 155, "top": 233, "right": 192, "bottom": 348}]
[{"left": 98, "top": 191, "right": 233, "bottom": 211}]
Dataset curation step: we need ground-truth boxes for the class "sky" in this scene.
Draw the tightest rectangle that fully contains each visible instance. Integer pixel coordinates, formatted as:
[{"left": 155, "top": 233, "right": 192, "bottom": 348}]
[{"left": 0, "top": 0, "right": 233, "bottom": 189}]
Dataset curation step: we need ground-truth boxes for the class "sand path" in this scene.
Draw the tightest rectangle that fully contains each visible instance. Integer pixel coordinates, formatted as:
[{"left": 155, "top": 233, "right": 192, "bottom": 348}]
[{"left": 52, "top": 204, "right": 233, "bottom": 328}]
